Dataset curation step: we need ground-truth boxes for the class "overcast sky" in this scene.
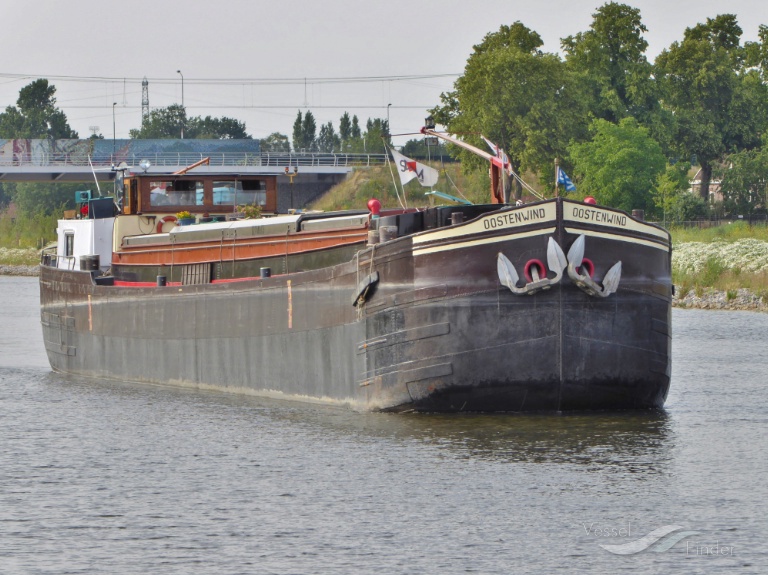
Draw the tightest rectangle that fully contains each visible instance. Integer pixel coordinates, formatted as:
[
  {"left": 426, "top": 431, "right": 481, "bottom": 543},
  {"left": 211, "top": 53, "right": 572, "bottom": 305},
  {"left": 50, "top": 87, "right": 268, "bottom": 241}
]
[{"left": 2, "top": 0, "right": 767, "bottom": 145}]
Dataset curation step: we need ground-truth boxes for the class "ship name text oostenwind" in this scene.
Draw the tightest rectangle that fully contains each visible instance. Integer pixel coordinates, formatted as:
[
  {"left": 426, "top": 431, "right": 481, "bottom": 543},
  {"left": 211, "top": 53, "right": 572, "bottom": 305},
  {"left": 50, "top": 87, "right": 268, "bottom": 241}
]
[
  {"left": 570, "top": 206, "right": 628, "bottom": 227},
  {"left": 483, "top": 208, "right": 548, "bottom": 230}
]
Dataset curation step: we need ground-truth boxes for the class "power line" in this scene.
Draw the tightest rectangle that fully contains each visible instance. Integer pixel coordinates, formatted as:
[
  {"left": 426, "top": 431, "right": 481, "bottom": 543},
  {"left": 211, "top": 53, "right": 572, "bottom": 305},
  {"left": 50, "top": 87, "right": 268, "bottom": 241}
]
[
  {"left": 59, "top": 104, "right": 437, "bottom": 109},
  {"left": 0, "top": 72, "right": 460, "bottom": 87}
]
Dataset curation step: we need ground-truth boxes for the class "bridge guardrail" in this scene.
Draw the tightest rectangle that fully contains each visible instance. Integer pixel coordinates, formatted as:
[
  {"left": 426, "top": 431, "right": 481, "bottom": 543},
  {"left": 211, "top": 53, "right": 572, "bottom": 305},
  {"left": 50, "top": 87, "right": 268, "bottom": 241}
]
[{"left": 0, "top": 152, "right": 388, "bottom": 169}]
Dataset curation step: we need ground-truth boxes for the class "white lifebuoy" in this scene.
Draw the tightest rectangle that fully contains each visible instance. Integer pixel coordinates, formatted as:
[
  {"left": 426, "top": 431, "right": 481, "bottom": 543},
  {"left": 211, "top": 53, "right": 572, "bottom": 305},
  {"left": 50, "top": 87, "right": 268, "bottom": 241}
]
[{"left": 156, "top": 215, "right": 177, "bottom": 233}]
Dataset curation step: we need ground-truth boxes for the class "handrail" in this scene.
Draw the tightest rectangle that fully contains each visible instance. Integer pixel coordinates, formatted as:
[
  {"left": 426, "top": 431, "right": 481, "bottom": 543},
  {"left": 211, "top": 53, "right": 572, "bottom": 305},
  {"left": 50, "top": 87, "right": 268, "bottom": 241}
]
[{"left": 0, "top": 151, "right": 389, "bottom": 169}]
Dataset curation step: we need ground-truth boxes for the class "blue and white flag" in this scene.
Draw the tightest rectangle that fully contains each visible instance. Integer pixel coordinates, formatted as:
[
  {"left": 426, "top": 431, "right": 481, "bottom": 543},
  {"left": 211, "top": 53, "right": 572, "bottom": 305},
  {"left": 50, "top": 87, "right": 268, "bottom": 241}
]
[{"left": 557, "top": 167, "right": 576, "bottom": 192}]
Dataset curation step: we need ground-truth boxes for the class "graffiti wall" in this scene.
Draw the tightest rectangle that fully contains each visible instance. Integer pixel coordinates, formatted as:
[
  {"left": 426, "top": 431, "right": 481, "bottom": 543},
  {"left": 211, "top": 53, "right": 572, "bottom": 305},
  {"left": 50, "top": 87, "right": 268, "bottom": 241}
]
[{"left": 0, "top": 139, "right": 260, "bottom": 165}]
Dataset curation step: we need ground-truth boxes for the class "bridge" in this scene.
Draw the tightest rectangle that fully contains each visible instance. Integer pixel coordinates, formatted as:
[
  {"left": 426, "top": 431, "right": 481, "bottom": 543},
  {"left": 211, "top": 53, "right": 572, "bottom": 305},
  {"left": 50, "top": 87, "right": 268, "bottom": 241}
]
[
  {"left": 0, "top": 139, "right": 388, "bottom": 209},
  {"left": 0, "top": 145, "right": 386, "bottom": 183}
]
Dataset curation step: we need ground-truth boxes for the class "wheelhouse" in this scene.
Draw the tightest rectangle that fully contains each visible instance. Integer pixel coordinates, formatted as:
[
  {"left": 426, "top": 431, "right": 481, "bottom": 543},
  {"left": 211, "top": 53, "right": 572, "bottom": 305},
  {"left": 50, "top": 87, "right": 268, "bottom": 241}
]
[{"left": 122, "top": 173, "right": 277, "bottom": 215}]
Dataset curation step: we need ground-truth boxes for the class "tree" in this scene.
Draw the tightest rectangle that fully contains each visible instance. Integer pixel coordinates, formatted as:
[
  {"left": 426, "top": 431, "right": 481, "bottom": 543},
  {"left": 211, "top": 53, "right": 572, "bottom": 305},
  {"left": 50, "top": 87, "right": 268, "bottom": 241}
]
[
  {"left": 720, "top": 148, "right": 768, "bottom": 216},
  {"left": 317, "top": 122, "right": 340, "bottom": 153},
  {"left": 350, "top": 115, "right": 361, "bottom": 139},
  {"left": 260, "top": 132, "right": 291, "bottom": 153},
  {"left": 11, "top": 182, "right": 79, "bottom": 217},
  {"left": 401, "top": 138, "right": 450, "bottom": 160},
  {"left": 652, "top": 162, "right": 707, "bottom": 223},
  {"left": 188, "top": 116, "right": 249, "bottom": 139},
  {"left": 339, "top": 112, "right": 352, "bottom": 142},
  {"left": 343, "top": 114, "right": 363, "bottom": 152},
  {"left": 129, "top": 104, "right": 187, "bottom": 138},
  {"left": 569, "top": 117, "right": 666, "bottom": 213},
  {"left": 130, "top": 106, "right": 249, "bottom": 139},
  {"left": 0, "top": 79, "right": 77, "bottom": 139},
  {"left": 291, "top": 110, "right": 317, "bottom": 152},
  {"left": 0, "top": 184, "right": 10, "bottom": 209},
  {"left": 363, "top": 118, "right": 389, "bottom": 154},
  {"left": 562, "top": 3, "right": 658, "bottom": 125},
  {"left": 301, "top": 111, "right": 317, "bottom": 151},
  {"left": 432, "top": 21, "right": 588, "bottom": 197},
  {"left": 655, "top": 14, "right": 765, "bottom": 200}
]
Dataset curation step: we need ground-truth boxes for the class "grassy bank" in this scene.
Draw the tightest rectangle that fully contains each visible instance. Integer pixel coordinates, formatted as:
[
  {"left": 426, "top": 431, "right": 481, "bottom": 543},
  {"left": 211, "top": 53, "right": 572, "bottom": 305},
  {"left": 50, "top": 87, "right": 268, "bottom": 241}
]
[
  {"left": 310, "top": 164, "right": 495, "bottom": 211},
  {"left": 0, "top": 210, "right": 59, "bottom": 249},
  {"left": 671, "top": 222, "right": 768, "bottom": 300}
]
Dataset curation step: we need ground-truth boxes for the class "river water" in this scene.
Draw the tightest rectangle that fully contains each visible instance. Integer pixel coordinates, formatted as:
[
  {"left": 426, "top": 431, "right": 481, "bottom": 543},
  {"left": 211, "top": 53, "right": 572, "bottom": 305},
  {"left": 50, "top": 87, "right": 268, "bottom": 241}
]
[{"left": 1, "top": 276, "right": 766, "bottom": 574}]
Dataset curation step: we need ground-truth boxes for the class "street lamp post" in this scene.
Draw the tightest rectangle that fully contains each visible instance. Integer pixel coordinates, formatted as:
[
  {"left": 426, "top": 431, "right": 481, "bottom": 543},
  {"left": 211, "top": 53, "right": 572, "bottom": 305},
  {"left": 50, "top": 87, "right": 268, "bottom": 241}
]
[{"left": 177, "top": 69, "right": 184, "bottom": 138}]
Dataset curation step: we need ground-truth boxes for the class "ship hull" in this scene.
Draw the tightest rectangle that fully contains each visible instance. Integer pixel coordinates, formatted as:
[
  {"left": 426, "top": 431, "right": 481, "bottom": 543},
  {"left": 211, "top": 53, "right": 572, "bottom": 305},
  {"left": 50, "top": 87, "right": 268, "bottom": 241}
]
[{"left": 40, "top": 199, "right": 671, "bottom": 412}]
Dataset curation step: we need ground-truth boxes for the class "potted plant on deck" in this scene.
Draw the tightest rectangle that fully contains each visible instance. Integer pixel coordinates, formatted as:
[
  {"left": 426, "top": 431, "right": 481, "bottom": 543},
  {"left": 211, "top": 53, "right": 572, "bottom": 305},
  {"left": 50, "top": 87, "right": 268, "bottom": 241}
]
[
  {"left": 237, "top": 204, "right": 263, "bottom": 219},
  {"left": 176, "top": 210, "right": 195, "bottom": 225}
]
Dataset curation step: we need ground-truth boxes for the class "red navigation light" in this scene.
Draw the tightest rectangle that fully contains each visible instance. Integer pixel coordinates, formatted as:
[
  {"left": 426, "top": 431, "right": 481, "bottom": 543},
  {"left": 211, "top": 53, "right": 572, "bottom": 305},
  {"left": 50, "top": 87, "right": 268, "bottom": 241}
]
[{"left": 584, "top": 196, "right": 597, "bottom": 205}]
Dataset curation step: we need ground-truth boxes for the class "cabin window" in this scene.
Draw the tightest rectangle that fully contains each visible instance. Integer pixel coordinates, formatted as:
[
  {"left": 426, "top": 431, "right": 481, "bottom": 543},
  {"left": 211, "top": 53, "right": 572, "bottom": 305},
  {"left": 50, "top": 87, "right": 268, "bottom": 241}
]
[
  {"left": 64, "top": 232, "right": 74, "bottom": 257},
  {"left": 212, "top": 180, "right": 267, "bottom": 206},
  {"left": 149, "top": 180, "right": 204, "bottom": 207}
]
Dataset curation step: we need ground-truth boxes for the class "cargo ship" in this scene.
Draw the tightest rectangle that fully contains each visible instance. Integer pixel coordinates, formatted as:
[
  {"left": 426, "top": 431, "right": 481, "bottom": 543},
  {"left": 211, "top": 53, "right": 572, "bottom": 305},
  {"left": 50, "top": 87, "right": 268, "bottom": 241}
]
[{"left": 39, "top": 130, "right": 672, "bottom": 412}]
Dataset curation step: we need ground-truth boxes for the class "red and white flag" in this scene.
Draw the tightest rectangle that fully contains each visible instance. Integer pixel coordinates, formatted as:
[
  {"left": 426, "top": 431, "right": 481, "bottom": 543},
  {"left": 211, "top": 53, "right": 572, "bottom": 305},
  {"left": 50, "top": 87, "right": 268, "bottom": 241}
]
[
  {"left": 481, "top": 135, "right": 513, "bottom": 177},
  {"left": 390, "top": 148, "right": 439, "bottom": 187}
]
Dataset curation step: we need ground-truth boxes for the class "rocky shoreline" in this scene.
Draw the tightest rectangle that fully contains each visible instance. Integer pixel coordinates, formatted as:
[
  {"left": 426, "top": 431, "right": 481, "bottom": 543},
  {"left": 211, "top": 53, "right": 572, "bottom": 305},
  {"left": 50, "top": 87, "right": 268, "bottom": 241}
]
[
  {"left": 2, "top": 263, "right": 765, "bottom": 313},
  {"left": 0, "top": 264, "right": 39, "bottom": 277},
  {"left": 673, "top": 287, "right": 767, "bottom": 312}
]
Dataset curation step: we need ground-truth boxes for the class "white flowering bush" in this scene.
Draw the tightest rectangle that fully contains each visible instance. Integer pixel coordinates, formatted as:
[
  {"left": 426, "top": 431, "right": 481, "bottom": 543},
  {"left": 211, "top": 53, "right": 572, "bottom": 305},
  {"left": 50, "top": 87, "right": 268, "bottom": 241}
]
[
  {"left": 673, "top": 239, "right": 768, "bottom": 274},
  {"left": 0, "top": 247, "right": 39, "bottom": 266}
]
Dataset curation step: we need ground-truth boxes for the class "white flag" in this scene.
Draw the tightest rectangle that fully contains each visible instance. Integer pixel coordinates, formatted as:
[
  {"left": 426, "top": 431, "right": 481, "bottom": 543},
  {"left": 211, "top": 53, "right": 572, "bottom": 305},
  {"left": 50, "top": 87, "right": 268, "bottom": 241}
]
[{"left": 390, "top": 148, "right": 439, "bottom": 187}]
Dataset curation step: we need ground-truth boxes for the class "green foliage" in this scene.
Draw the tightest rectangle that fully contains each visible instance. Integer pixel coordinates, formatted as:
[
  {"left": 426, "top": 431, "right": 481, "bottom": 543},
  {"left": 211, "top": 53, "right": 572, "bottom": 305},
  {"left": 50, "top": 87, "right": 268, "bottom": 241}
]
[
  {"left": 653, "top": 162, "right": 710, "bottom": 222},
  {"left": 362, "top": 118, "right": 390, "bottom": 154},
  {"left": 339, "top": 112, "right": 352, "bottom": 142},
  {"left": 339, "top": 113, "right": 363, "bottom": 152},
  {"left": 655, "top": 14, "right": 767, "bottom": 199},
  {"left": 259, "top": 132, "right": 291, "bottom": 153},
  {"left": 11, "top": 182, "right": 79, "bottom": 217},
  {"left": 130, "top": 104, "right": 186, "bottom": 138},
  {"left": 432, "top": 21, "right": 588, "bottom": 193},
  {"left": 0, "top": 79, "right": 77, "bottom": 139},
  {"left": 719, "top": 147, "right": 768, "bottom": 216},
  {"left": 674, "top": 192, "right": 710, "bottom": 222},
  {"left": 311, "top": 165, "right": 492, "bottom": 212},
  {"left": 189, "top": 115, "right": 249, "bottom": 139},
  {"left": 562, "top": 2, "right": 658, "bottom": 125},
  {"left": 701, "top": 255, "right": 727, "bottom": 285},
  {"left": 569, "top": 117, "right": 665, "bottom": 212},
  {"left": 0, "top": 209, "right": 60, "bottom": 248},
  {"left": 237, "top": 204, "right": 262, "bottom": 219},
  {"left": 401, "top": 139, "right": 451, "bottom": 160},
  {"left": 129, "top": 105, "right": 248, "bottom": 139},
  {"left": 471, "top": 21, "right": 544, "bottom": 56},
  {"left": 670, "top": 220, "right": 768, "bottom": 243},
  {"left": 0, "top": 183, "right": 10, "bottom": 209},
  {"left": 317, "top": 122, "right": 340, "bottom": 153},
  {"left": 292, "top": 110, "right": 317, "bottom": 152}
]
